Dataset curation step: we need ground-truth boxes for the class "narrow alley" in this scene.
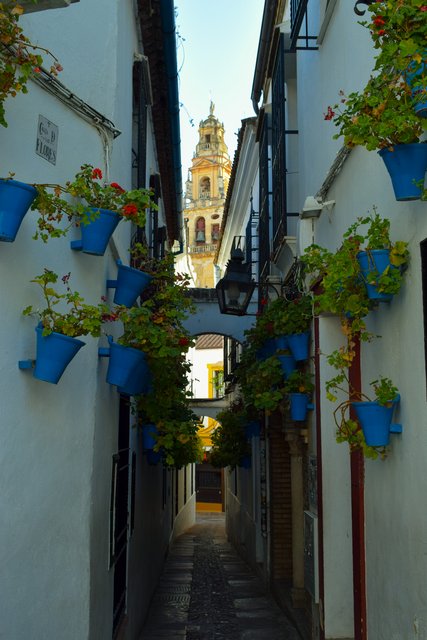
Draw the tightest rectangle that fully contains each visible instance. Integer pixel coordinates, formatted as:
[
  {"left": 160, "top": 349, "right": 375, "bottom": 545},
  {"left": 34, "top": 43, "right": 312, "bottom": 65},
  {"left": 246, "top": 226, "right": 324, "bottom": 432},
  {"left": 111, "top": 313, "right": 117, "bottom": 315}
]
[{"left": 140, "top": 513, "right": 301, "bottom": 640}]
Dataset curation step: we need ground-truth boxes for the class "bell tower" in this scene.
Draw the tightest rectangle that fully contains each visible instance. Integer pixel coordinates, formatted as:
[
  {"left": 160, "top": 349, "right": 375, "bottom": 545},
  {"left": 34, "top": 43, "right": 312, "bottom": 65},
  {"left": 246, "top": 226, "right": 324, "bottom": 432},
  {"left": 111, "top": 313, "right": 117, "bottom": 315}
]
[{"left": 183, "top": 103, "right": 232, "bottom": 288}]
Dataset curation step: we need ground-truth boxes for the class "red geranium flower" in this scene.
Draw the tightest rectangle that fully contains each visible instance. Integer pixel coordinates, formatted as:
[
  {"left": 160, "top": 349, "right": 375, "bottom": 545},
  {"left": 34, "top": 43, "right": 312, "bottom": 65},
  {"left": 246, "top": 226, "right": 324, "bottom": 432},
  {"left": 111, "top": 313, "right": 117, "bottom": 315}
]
[
  {"left": 122, "top": 204, "right": 138, "bottom": 217},
  {"left": 92, "top": 168, "right": 103, "bottom": 180},
  {"left": 110, "top": 182, "right": 125, "bottom": 192},
  {"left": 420, "top": 5, "right": 427, "bottom": 10},
  {"left": 324, "top": 106, "right": 335, "bottom": 121},
  {"left": 178, "top": 337, "right": 189, "bottom": 347},
  {"left": 373, "top": 16, "right": 385, "bottom": 26}
]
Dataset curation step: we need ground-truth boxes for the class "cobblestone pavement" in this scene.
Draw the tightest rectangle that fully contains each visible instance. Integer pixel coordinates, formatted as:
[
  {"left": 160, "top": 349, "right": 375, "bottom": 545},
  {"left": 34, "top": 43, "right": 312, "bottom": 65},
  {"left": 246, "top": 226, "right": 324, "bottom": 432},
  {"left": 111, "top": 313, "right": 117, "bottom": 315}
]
[{"left": 140, "top": 513, "right": 302, "bottom": 640}]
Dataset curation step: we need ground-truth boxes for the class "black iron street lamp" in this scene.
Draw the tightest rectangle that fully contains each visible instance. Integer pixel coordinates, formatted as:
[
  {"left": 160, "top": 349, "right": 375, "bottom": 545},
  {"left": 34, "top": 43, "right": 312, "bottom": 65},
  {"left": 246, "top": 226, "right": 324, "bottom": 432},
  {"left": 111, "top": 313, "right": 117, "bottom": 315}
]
[{"left": 215, "top": 247, "right": 256, "bottom": 316}]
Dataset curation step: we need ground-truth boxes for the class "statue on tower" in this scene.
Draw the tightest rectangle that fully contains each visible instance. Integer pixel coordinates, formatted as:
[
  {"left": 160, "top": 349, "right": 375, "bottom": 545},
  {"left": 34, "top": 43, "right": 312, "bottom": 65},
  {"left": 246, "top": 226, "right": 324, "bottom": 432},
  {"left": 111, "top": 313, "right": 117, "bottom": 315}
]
[{"left": 209, "top": 100, "right": 215, "bottom": 116}]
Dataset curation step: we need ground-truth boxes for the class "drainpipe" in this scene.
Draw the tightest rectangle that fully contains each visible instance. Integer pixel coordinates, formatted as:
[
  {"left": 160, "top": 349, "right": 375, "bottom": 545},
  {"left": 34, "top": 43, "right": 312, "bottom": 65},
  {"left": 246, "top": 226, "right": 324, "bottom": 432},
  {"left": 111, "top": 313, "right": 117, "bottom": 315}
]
[
  {"left": 349, "top": 334, "right": 367, "bottom": 640},
  {"left": 314, "top": 317, "right": 325, "bottom": 639}
]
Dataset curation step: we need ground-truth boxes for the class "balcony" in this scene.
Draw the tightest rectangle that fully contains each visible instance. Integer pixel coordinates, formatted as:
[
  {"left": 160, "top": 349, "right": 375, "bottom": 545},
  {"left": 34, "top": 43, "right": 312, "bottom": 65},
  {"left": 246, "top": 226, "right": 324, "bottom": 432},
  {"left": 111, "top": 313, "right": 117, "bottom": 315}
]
[{"left": 189, "top": 243, "right": 217, "bottom": 254}]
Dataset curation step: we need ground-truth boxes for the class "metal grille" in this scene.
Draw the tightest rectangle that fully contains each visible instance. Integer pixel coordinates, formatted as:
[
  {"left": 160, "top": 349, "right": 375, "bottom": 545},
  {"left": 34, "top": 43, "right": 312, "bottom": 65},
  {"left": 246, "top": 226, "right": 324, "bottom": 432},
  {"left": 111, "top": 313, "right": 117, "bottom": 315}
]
[
  {"left": 258, "top": 111, "right": 270, "bottom": 280},
  {"left": 290, "top": 0, "right": 318, "bottom": 50},
  {"left": 272, "top": 34, "right": 287, "bottom": 253},
  {"left": 111, "top": 400, "right": 131, "bottom": 638}
]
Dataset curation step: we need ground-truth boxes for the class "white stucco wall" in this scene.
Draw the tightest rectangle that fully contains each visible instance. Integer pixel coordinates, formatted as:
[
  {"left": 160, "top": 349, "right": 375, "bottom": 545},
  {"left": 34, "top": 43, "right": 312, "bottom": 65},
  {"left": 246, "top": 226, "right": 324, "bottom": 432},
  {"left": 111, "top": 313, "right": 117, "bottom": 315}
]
[
  {"left": 295, "top": 1, "right": 427, "bottom": 637},
  {"left": 0, "top": 3, "right": 175, "bottom": 639}
]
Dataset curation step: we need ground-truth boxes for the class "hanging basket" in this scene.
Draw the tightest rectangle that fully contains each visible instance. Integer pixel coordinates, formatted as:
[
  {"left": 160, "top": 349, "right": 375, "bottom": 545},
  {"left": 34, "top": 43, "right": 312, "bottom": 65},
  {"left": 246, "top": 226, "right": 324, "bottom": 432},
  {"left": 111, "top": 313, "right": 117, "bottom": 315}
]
[
  {"left": 357, "top": 249, "right": 394, "bottom": 302},
  {"left": 378, "top": 144, "right": 427, "bottom": 201},
  {"left": 405, "top": 57, "right": 427, "bottom": 118},
  {"left": 70, "top": 207, "right": 121, "bottom": 255},
  {"left": 277, "top": 353, "right": 296, "bottom": 378},
  {"left": 351, "top": 398, "right": 402, "bottom": 447},
  {"left": 33, "top": 326, "right": 85, "bottom": 384},
  {"left": 0, "top": 179, "right": 37, "bottom": 242},
  {"left": 238, "top": 455, "right": 251, "bottom": 469},
  {"left": 142, "top": 423, "right": 158, "bottom": 451},
  {"left": 274, "top": 335, "right": 288, "bottom": 352},
  {"left": 104, "top": 339, "right": 147, "bottom": 388},
  {"left": 108, "top": 263, "right": 153, "bottom": 307},
  {"left": 256, "top": 337, "right": 277, "bottom": 360},
  {"left": 117, "top": 352, "right": 151, "bottom": 396},
  {"left": 287, "top": 331, "right": 311, "bottom": 362},
  {"left": 289, "top": 393, "right": 314, "bottom": 421},
  {"left": 244, "top": 420, "right": 261, "bottom": 439}
]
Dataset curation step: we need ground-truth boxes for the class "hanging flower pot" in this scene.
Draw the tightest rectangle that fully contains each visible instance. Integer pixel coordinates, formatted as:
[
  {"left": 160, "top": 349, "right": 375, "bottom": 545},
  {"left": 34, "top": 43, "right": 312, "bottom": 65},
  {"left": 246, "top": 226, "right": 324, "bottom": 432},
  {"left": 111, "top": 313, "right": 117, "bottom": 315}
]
[
  {"left": 357, "top": 249, "right": 394, "bottom": 302},
  {"left": 146, "top": 450, "right": 162, "bottom": 465},
  {"left": 103, "top": 338, "right": 147, "bottom": 388},
  {"left": 107, "top": 262, "right": 153, "bottom": 307},
  {"left": 238, "top": 454, "right": 251, "bottom": 469},
  {"left": 351, "top": 398, "right": 402, "bottom": 447},
  {"left": 0, "top": 179, "right": 37, "bottom": 242},
  {"left": 274, "top": 335, "right": 288, "bottom": 352},
  {"left": 289, "top": 393, "right": 314, "bottom": 421},
  {"left": 378, "top": 144, "right": 427, "bottom": 201},
  {"left": 287, "top": 331, "right": 311, "bottom": 362},
  {"left": 33, "top": 326, "right": 85, "bottom": 384},
  {"left": 276, "top": 353, "right": 296, "bottom": 378},
  {"left": 70, "top": 207, "right": 121, "bottom": 256},
  {"left": 256, "top": 337, "right": 277, "bottom": 361},
  {"left": 117, "top": 354, "right": 152, "bottom": 396},
  {"left": 244, "top": 420, "right": 261, "bottom": 439},
  {"left": 405, "top": 57, "right": 427, "bottom": 118},
  {"left": 142, "top": 423, "right": 158, "bottom": 451}
]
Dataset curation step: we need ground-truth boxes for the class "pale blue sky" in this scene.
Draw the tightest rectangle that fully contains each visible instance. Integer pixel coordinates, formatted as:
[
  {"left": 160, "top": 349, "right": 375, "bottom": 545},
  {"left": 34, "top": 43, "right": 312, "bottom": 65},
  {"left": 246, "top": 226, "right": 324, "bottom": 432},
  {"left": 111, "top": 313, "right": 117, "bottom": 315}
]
[{"left": 175, "top": 0, "right": 265, "bottom": 177}]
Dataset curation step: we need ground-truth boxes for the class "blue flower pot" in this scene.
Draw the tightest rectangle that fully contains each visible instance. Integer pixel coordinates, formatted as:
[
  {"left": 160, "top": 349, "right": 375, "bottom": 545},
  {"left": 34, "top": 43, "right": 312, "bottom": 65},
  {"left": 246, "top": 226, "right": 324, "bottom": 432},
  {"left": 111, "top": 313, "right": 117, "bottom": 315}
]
[
  {"left": 238, "top": 455, "right": 251, "bottom": 469},
  {"left": 147, "top": 450, "right": 162, "bottom": 465},
  {"left": 105, "top": 340, "right": 147, "bottom": 388},
  {"left": 109, "top": 263, "right": 153, "bottom": 307},
  {"left": 406, "top": 57, "right": 427, "bottom": 118},
  {"left": 274, "top": 335, "right": 289, "bottom": 351},
  {"left": 289, "top": 393, "right": 311, "bottom": 421},
  {"left": 117, "top": 353, "right": 151, "bottom": 396},
  {"left": 277, "top": 354, "right": 296, "bottom": 378},
  {"left": 34, "top": 326, "right": 85, "bottom": 384},
  {"left": 142, "top": 423, "right": 158, "bottom": 451},
  {"left": 287, "top": 331, "right": 311, "bottom": 362},
  {"left": 351, "top": 398, "right": 402, "bottom": 447},
  {"left": 378, "top": 144, "right": 427, "bottom": 201},
  {"left": 245, "top": 420, "right": 261, "bottom": 439},
  {"left": 0, "top": 179, "right": 37, "bottom": 242},
  {"left": 256, "top": 337, "right": 277, "bottom": 360},
  {"left": 71, "top": 207, "right": 121, "bottom": 255},
  {"left": 357, "top": 250, "right": 394, "bottom": 302}
]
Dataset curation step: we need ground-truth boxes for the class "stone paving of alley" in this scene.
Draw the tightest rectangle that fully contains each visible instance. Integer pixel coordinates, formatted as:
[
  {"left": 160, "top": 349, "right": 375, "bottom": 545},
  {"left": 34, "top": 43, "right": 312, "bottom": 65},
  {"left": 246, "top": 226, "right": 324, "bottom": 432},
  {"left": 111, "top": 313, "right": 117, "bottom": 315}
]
[{"left": 140, "top": 513, "right": 302, "bottom": 640}]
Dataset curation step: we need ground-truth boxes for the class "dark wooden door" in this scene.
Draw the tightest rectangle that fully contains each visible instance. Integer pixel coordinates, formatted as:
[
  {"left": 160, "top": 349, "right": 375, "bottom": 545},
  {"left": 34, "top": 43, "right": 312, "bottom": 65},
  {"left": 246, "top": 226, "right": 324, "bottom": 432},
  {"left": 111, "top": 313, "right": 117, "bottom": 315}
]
[{"left": 196, "top": 463, "right": 223, "bottom": 507}]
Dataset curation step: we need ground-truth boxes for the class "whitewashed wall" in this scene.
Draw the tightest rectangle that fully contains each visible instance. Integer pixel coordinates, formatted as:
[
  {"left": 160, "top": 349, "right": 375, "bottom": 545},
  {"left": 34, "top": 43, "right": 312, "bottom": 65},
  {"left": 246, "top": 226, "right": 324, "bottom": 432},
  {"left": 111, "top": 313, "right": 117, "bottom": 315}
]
[
  {"left": 0, "top": 2, "right": 175, "bottom": 639},
  {"left": 295, "top": 1, "right": 427, "bottom": 638}
]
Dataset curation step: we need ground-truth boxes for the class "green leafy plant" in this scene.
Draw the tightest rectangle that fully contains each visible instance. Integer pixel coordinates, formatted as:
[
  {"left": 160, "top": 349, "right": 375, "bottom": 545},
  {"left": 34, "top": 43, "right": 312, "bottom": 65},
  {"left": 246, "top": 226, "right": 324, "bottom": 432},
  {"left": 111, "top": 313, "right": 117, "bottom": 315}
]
[
  {"left": 303, "top": 211, "right": 408, "bottom": 459},
  {"left": 283, "top": 369, "right": 314, "bottom": 394},
  {"left": 32, "top": 164, "right": 156, "bottom": 241},
  {"left": 271, "top": 294, "right": 313, "bottom": 337},
  {"left": 324, "top": 0, "right": 427, "bottom": 150},
  {"left": 22, "top": 269, "right": 113, "bottom": 337},
  {"left": 0, "top": 2, "right": 62, "bottom": 127},
  {"left": 210, "top": 403, "right": 250, "bottom": 469}
]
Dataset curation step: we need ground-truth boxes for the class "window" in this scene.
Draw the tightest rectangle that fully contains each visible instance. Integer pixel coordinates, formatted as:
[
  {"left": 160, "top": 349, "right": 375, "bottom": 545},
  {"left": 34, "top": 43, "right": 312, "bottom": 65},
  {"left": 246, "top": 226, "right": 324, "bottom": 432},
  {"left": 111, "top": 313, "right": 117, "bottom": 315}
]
[
  {"left": 211, "top": 223, "right": 220, "bottom": 242},
  {"left": 200, "top": 177, "right": 210, "bottom": 198},
  {"left": 195, "top": 217, "right": 206, "bottom": 242}
]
